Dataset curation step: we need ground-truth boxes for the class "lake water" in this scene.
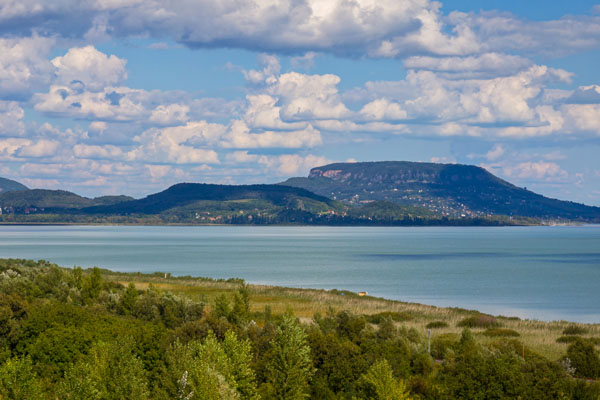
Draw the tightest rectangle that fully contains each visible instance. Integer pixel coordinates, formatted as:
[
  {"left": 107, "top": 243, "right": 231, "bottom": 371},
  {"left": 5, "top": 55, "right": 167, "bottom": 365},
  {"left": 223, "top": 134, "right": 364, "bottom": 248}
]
[{"left": 1, "top": 225, "right": 599, "bottom": 323}]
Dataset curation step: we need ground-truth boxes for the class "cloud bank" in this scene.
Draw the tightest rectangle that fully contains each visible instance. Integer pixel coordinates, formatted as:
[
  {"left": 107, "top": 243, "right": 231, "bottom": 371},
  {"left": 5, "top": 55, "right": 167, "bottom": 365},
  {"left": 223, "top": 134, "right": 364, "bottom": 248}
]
[{"left": 0, "top": 0, "right": 598, "bottom": 203}]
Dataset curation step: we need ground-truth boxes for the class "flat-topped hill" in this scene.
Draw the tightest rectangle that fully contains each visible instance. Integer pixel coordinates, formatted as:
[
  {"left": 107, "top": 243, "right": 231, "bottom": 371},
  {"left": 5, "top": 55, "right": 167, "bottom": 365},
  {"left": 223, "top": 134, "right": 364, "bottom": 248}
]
[{"left": 282, "top": 161, "right": 600, "bottom": 221}]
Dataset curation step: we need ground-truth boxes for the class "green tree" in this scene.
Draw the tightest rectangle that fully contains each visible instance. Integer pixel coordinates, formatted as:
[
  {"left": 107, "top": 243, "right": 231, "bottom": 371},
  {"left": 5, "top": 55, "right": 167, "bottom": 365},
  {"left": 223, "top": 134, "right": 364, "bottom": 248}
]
[
  {"left": 231, "top": 283, "right": 250, "bottom": 325},
  {"left": 71, "top": 266, "right": 83, "bottom": 290},
  {"left": 81, "top": 267, "right": 103, "bottom": 302},
  {"left": 221, "top": 330, "right": 259, "bottom": 399},
  {"left": 308, "top": 327, "right": 366, "bottom": 395},
  {"left": 264, "top": 314, "right": 313, "bottom": 399},
  {"left": 356, "top": 359, "right": 412, "bottom": 400},
  {"left": 119, "top": 282, "right": 139, "bottom": 314},
  {"left": 214, "top": 294, "right": 232, "bottom": 321},
  {"left": 58, "top": 338, "right": 149, "bottom": 400},
  {"left": 166, "top": 331, "right": 259, "bottom": 400},
  {"left": 0, "top": 356, "right": 44, "bottom": 400}
]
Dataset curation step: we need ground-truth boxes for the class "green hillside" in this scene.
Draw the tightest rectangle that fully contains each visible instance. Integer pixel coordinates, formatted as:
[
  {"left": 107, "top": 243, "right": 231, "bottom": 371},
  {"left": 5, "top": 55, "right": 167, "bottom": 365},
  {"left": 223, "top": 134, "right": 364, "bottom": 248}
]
[
  {"left": 79, "top": 183, "right": 343, "bottom": 223},
  {"left": 281, "top": 161, "right": 600, "bottom": 222},
  {"left": 0, "top": 177, "right": 28, "bottom": 193},
  {"left": 346, "top": 201, "right": 434, "bottom": 220},
  {"left": 0, "top": 189, "right": 133, "bottom": 212}
]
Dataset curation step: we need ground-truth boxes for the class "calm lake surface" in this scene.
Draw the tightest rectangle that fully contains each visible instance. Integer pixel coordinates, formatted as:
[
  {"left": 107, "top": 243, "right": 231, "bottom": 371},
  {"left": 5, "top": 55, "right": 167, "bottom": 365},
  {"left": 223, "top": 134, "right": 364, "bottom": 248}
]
[{"left": 1, "top": 225, "right": 599, "bottom": 323}]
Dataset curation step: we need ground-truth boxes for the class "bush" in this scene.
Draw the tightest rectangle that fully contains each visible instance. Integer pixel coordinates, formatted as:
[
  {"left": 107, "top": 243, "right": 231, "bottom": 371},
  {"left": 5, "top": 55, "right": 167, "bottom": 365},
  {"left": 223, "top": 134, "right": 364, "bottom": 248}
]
[
  {"left": 563, "top": 325, "right": 588, "bottom": 335},
  {"left": 336, "top": 311, "right": 367, "bottom": 341},
  {"left": 557, "top": 336, "right": 581, "bottom": 344},
  {"left": 430, "top": 333, "right": 458, "bottom": 359},
  {"left": 365, "top": 311, "right": 413, "bottom": 324},
  {"left": 566, "top": 338, "right": 600, "bottom": 378},
  {"left": 0, "top": 356, "right": 44, "bottom": 400},
  {"left": 457, "top": 314, "right": 500, "bottom": 329},
  {"left": 426, "top": 321, "right": 448, "bottom": 329},
  {"left": 483, "top": 328, "right": 520, "bottom": 337}
]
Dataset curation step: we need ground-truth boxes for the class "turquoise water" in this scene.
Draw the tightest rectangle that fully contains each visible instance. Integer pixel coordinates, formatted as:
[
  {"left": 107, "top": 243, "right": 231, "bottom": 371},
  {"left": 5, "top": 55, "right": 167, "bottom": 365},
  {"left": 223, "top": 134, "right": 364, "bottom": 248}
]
[{"left": 0, "top": 225, "right": 599, "bottom": 322}]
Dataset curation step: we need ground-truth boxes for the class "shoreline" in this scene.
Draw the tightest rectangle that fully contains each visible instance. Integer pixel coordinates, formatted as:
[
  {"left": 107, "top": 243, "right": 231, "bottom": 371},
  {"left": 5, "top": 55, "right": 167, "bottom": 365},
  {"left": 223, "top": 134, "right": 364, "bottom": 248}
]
[
  {"left": 1, "top": 224, "right": 598, "bottom": 325},
  {"left": 103, "top": 266, "right": 600, "bottom": 362},
  {"left": 107, "top": 268, "right": 600, "bottom": 325},
  {"left": 2, "top": 258, "right": 599, "bottom": 362},
  {"left": 0, "top": 221, "right": 587, "bottom": 227}
]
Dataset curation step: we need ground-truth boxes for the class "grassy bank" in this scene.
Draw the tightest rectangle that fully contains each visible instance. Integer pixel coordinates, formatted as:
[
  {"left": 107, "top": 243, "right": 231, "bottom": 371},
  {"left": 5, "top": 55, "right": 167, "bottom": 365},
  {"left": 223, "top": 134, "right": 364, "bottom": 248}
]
[{"left": 106, "top": 270, "right": 600, "bottom": 362}]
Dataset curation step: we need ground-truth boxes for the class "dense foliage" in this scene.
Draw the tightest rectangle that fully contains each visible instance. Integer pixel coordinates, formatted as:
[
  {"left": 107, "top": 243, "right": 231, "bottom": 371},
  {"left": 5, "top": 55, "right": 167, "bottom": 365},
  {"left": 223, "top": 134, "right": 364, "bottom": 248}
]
[{"left": 0, "top": 259, "right": 599, "bottom": 399}]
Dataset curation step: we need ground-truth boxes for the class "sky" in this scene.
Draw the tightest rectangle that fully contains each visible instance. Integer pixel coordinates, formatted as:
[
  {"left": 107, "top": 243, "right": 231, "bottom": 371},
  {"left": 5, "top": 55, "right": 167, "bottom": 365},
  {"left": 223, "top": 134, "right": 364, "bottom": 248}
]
[{"left": 1, "top": 0, "right": 600, "bottom": 205}]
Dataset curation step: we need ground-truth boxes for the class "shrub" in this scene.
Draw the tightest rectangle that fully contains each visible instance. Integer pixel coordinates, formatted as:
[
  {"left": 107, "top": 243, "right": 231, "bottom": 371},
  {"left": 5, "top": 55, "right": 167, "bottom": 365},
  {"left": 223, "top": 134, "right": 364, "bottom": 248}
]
[
  {"left": 566, "top": 338, "right": 600, "bottom": 378},
  {"left": 557, "top": 336, "right": 582, "bottom": 344},
  {"left": 336, "top": 311, "right": 367, "bottom": 341},
  {"left": 365, "top": 311, "right": 413, "bottom": 324},
  {"left": 563, "top": 325, "right": 588, "bottom": 335},
  {"left": 483, "top": 328, "right": 520, "bottom": 337},
  {"left": 426, "top": 321, "right": 448, "bottom": 329},
  {"left": 0, "top": 356, "right": 44, "bottom": 400},
  {"left": 558, "top": 336, "right": 600, "bottom": 345},
  {"left": 457, "top": 314, "right": 500, "bottom": 329},
  {"left": 430, "top": 333, "right": 458, "bottom": 359}
]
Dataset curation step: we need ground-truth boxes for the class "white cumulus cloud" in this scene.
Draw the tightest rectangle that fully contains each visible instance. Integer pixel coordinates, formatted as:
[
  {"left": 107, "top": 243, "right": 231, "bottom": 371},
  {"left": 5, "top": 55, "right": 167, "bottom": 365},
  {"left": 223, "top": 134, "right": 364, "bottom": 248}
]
[
  {"left": 52, "top": 46, "right": 128, "bottom": 91},
  {"left": 0, "top": 101, "right": 25, "bottom": 136},
  {"left": 501, "top": 161, "right": 569, "bottom": 181},
  {"left": 0, "top": 36, "right": 55, "bottom": 99},
  {"left": 149, "top": 103, "right": 190, "bottom": 125},
  {"left": 223, "top": 121, "right": 322, "bottom": 149}
]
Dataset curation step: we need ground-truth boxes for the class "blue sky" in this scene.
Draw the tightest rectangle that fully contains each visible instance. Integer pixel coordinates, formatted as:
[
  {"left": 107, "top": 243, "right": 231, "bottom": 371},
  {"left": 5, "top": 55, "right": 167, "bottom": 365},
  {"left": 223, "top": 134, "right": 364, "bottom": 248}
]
[{"left": 1, "top": 0, "right": 599, "bottom": 205}]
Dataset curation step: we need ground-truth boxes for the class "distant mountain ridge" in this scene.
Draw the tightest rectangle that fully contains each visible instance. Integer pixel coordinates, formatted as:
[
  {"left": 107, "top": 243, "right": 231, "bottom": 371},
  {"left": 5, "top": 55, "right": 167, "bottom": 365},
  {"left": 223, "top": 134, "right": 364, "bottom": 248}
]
[
  {"left": 0, "top": 177, "right": 28, "bottom": 193},
  {"left": 0, "top": 189, "right": 133, "bottom": 212},
  {"left": 2, "top": 161, "right": 598, "bottom": 224},
  {"left": 281, "top": 161, "right": 600, "bottom": 221}
]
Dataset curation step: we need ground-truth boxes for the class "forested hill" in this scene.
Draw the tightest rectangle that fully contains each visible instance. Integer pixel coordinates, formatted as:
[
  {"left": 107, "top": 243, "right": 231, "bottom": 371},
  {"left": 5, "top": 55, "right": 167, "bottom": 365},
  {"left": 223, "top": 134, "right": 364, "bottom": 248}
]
[
  {"left": 82, "top": 183, "right": 339, "bottom": 215},
  {"left": 0, "top": 189, "right": 133, "bottom": 212},
  {"left": 0, "top": 177, "right": 28, "bottom": 193},
  {"left": 281, "top": 161, "right": 600, "bottom": 222},
  {"left": 0, "top": 181, "right": 520, "bottom": 225}
]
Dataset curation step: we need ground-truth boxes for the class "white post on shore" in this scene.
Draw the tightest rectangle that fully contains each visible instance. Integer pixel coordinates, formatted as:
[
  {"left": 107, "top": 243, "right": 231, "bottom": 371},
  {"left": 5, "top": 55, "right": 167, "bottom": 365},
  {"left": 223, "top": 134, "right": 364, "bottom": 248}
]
[{"left": 427, "top": 329, "right": 431, "bottom": 354}]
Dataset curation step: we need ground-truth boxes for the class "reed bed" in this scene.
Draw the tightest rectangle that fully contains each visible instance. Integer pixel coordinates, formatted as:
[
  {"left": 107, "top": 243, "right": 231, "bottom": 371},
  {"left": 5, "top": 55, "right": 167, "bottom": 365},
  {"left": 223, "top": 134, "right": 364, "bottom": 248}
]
[{"left": 106, "top": 272, "right": 599, "bottom": 362}]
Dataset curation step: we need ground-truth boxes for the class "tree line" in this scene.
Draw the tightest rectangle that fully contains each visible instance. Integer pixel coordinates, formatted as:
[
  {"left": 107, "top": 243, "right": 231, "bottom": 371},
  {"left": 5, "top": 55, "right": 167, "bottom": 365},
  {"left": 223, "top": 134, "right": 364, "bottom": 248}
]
[{"left": 0, "top": 259, "right": 599, "bottom": 399}]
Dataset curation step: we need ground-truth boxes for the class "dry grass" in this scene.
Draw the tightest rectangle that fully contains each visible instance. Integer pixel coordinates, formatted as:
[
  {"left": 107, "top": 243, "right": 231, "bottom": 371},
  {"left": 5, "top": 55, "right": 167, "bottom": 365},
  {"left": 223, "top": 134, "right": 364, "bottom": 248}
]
[{"left": 104, "top": 272, "right": 600, "bottom": 362}]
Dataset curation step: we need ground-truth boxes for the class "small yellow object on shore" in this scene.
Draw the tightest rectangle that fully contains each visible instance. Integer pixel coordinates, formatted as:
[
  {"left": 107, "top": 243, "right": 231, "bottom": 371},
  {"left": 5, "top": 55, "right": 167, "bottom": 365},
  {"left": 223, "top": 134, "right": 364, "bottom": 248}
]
[{"left": 358, "top": 291, "right": 367, "bottom": 296}]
